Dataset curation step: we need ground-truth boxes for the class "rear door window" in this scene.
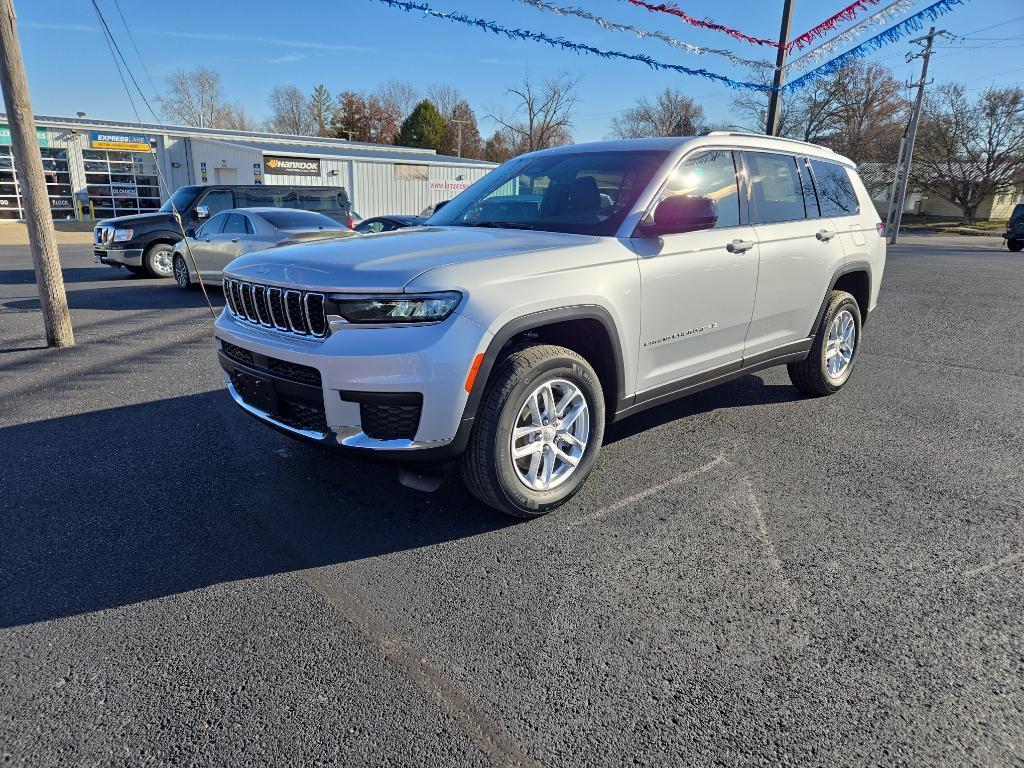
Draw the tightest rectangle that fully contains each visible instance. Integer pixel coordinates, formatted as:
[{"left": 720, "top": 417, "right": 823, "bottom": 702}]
[
  {"left": 746, "top": 152, "right": 807, "bottom": 224},
  {"left": 808, "top": 159, "right": 860, "bottom": 217}
]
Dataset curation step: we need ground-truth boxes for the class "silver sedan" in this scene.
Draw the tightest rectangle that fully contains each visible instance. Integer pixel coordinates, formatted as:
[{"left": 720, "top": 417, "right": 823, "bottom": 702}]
[{"left": 171, "top": 207, "right": 357, "bottom": 289}]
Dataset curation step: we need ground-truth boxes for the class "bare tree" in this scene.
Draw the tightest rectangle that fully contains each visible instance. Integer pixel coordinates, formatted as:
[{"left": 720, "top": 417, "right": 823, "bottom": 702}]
[
  {"left": 427, "top": 84, "right": 461, "bottom": 121},
  {"left": 267, "top": 85, "right": 314, "bottom": 136},
  {"left": 157, "top": 66, "right": 231, "bottom": 128},
  {"left": 309, "top": 84, "right": 334, "bottom": 137},
  {"left": 731, "top": 62, "right": 908, "bottom": 164},
  {"left": 490, "top": 72, "right": 580, "bottom": 153},
  {"left": 609, "top": 88, "right": 706, "bottom": 138},
  {"left": 376, "top": 80, "right": 419, "bottom": 125},
  {"left": 221, "top": 101, "right": 257, "bottom": 132},
  {"left": 913, "top": 84, "right": 1024, "bottom": 222}
]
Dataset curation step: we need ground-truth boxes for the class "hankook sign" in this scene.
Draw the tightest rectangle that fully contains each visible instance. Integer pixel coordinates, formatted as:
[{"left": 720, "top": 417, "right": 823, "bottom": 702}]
[{"left": 263, "top": 155, "right": 321, "bottom": 176}]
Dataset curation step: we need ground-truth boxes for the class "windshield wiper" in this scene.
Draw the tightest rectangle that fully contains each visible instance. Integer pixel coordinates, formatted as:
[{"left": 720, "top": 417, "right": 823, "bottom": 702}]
[{"left": 462, "top": 221, "right": 536, "bottom": 230}]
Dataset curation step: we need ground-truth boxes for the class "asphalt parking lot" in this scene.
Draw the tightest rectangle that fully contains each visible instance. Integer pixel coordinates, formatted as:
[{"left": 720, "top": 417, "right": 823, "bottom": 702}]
[{"left": 1, "top": 234, "right": 1022, "bottom": 766}]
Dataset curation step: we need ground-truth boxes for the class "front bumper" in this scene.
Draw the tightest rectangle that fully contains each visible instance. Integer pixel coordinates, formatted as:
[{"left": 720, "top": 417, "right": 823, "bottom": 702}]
[
  {"left": 95, "top": 247, "right": 143, "bottom": 267},
  {"left": 213, "top": 308, "right": 491, "bottom": 460}
]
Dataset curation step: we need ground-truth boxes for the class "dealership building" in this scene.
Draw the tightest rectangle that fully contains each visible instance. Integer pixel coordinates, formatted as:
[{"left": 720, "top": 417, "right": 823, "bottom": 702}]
[{"left": 0, "top": 115, "right": 496, "bottom": 222}]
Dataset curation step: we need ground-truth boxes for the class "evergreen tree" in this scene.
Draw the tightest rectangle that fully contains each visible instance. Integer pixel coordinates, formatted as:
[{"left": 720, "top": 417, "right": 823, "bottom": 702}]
[{"left": 395, "top": 100, "right": 447, "bottom": 150}]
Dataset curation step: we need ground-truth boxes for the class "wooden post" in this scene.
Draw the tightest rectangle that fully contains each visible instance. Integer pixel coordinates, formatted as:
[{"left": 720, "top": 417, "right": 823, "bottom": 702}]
[
  {"left": 765, "top": 0, "right": 795, "bottom": 137},
  {"left": 0, "top": 0, "right": 73, "bottom": 347}
]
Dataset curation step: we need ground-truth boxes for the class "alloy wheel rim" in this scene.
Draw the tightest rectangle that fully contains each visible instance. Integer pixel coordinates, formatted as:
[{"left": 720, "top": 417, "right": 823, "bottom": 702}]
[
  {"left": 154, "top": 248, "right": 173, "bottom": 276},
  {"left": 825, "top": 309, "right": 856, "bottom": 380},
  {"left": 173, "top": 257, "right": 187, "bottom": 286},
  {"left": 510, "top": 378, "right": 590, "bottom": 492}
]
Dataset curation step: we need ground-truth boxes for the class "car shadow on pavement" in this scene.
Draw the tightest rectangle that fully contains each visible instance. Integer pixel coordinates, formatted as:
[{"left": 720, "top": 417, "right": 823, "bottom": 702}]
[
  {"left": 0, "top": 390, "right": 514, "bottom": 629},
  {"left": 0, "top": 266, "right": 130, "bottom": 285},
  {"left": 1, "top": 283, "right": 225, "bottom": 313},
  {"left": 604, "top": 373, "right": 803, "bottom": 444}
]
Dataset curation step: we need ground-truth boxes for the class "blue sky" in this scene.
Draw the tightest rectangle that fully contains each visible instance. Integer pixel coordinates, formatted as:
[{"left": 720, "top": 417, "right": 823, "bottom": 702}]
[{"left": 17, "top": 0, "right": 1024, "bottom": 141}]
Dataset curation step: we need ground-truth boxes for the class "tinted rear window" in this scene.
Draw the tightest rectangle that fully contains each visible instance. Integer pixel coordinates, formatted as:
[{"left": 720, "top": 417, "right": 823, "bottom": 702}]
[
  {"left": 809, "top": 159, "right": 860, "bottom": 217},
  {"left": 746, "top": 152, "right": 807, "bottom": 224},
  {"left": 259, "top": 210, "right": 343, "bottom": 229}
]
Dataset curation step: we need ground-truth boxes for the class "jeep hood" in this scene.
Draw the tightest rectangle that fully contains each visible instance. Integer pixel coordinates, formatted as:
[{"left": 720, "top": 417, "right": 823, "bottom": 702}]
[{"left": 222, "top": 226, "right": 597, "bottom": 292}]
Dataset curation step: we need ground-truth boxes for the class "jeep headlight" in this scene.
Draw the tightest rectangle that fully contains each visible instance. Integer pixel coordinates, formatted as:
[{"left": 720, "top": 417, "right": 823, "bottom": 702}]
[
  {"left": 332, "top": 291, "right": 462, "bottom": 324},
  {"left": 112, "top": 228, "right": 134, "bottom": 242}
]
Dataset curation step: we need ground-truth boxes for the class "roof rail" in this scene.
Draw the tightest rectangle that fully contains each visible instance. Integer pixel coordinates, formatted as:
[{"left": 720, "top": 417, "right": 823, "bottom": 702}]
[{"left": 703, "top": 130, "right": 834, "bottom": 153}]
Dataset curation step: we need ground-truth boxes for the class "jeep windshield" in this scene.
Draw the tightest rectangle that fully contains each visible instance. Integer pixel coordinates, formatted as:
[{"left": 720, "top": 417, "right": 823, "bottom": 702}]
[
  {"left": 159, "top": 187, "right": 201, "bottom": 214},
  {"left": 430, "top": 150, "right": 669, "bottom": 236}
]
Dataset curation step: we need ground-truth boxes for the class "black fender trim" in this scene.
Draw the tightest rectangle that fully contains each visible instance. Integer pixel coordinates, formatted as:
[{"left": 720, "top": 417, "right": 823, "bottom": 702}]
[
  {"left": 140, "top": 232, "right": 184, "bottom": 252},
  {"left": 460, "top": 305, "right": 627, "bottom": 425},
  {"left": 810, "top": 260, "right": 872, "bottom": 334},
  {"left": 612, "top": 338, "right": 812, "bottom": 422}
]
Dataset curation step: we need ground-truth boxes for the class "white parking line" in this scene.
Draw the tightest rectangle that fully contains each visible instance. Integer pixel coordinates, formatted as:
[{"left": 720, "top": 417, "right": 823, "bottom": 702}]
[
  {"left": 567, "top": 453, "right": 727, "bottom": 528},
  {"left": 963, "top": 551, "right": 1024, "bottom": 577}
]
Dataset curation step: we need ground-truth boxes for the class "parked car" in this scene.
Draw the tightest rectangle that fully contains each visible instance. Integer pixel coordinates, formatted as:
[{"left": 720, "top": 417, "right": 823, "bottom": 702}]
[
  {"left": 214, "top": 133, "right": 886, "bottom": 518},
  {"left": 1003, "top": 203, "right": 1023, "bottom": 251},
  {"left": 354, "top": 215, "right": 427, "bottom": 234},
  {"left": 172, "top": 208, "right": 355, "bottom": 289},
  {"left": 94, "top": 184, "right": 353, "bottom": 278}
]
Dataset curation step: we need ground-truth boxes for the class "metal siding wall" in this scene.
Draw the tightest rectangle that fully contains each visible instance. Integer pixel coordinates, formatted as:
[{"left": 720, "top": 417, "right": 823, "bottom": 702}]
[
  {"left": 189, "top": 139, "right": 261, "bottom": 185},
  {"left": 351, "top": 161, "right": 492, "bottom": 218}
]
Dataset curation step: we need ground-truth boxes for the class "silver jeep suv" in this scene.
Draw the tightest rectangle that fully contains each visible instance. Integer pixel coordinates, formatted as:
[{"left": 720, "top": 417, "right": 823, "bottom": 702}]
[{"left": 214, "top": 132, "right": 886, "bottom": 518}]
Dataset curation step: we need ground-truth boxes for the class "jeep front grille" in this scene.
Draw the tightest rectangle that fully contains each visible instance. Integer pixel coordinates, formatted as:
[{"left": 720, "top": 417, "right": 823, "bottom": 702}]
[{"left": 223, "top": 278, "right": 329, "bottom": 338}]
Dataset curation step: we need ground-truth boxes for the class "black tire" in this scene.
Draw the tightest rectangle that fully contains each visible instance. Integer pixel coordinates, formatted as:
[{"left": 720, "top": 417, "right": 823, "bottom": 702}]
[
  {"left": 1008, "top": 239, "right": 1023, "bottom": 252},
  {"left": 461, "top": 343, "right": 605, "bottom": 519},
  {"left": 172, "top": 253, "right": 194, "bottom": 289},
  {"left": 787, "top": 290, "right": 862, "bottom": 396},
  {"left": 143, "top": 242, "right": 175, "bottom": 278}
]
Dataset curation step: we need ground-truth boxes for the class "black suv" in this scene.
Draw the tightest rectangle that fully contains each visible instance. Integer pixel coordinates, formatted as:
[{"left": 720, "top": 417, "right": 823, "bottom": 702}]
[
  {"left": 1004, "top": 203, "right": 1024, "bottom": 252},
  {"left": 94, "top": 184, "right": 353, "bottom": 277}
]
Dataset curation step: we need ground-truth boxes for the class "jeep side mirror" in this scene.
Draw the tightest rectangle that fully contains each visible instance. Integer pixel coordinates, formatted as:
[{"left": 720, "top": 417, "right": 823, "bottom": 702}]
[
  {"left": 638, "top": 195, "right": 718, "bottom": 236},
  {"left": 195, "top": 205, "right": 209, "bottom": 219}
]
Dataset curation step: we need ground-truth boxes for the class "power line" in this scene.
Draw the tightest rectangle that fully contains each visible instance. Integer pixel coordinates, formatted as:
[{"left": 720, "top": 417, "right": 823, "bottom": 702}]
[
  {"left": 110, "top": 0, "right": 159, "bottom": 99},
  {"left": 90, "top": 0, "right": 218, "bottom": 319}
]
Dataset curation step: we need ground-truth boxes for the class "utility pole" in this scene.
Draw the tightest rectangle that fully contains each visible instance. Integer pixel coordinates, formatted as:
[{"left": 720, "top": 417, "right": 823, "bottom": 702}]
[
  {"left": 765, "top": 0, "right": 795, "bottom": 136},
  {"left": 0, "top": 0, "right": 73, "bottom": 346},
  {"left": 887, "top": 26, "right": 941, "bottom": 245},
  {"left": 452, "top": 119, "right": 470, "bottom": 158}
]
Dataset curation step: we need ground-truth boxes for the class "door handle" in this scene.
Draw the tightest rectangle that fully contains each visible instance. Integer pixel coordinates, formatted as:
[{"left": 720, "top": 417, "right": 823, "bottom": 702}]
[
  {"left": 230, "top": 238, "right": 240, "bottom": 243},
  {"left": 816, "top": 229, "right": 836, "bottom": 241},
  {"left": 726, "top": 239, "right": 755, "bottom": 253},
  {"left": 202, "top": 237, "right": 211, "bottom": 242}
]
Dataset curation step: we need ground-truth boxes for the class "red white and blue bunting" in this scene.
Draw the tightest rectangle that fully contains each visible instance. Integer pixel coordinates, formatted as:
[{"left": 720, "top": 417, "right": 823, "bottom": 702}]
[
  {"left": 371, "top": 0, "right": 970, "bottom": 93},
  {"left": 787, "top": 0, "right": 919, "bottom": 72},
  {"left": 786, "top": 0, "right": 967, "bottom": 90},
  {"left": 513, "top": 0, "right": 773, "bottom": 70}
]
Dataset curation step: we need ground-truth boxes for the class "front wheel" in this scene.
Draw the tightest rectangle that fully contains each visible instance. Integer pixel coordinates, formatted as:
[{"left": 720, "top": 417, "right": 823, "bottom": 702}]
[
  {"left": 788, "top": 290, "right": 862, "bottom": 396},
  {"left": 172, "top": 254, "right": 194, "bottom": 289},
  {"left": 461, "top": 343, "right": 605, "bottom": 518},
  {"left": 143, "top": 243, "right": 174, "bottom": 278}
]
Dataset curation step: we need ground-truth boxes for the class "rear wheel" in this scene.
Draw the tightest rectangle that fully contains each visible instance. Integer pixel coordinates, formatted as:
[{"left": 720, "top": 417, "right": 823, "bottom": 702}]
[
  {"left": 788, "top": 290, "right": 862, "bottom": 396},
  {"left": 172, "top": 254, "right": 194, "bottom": 289},
  {"left": 1008, "top": 239, "right": 1023, "bottom": 252},
  {"left": 461, "top": 343, "right": 605, "bottom": 518},
  {"left": 143, "top": 242, "right": 174, "bottom": 278}
]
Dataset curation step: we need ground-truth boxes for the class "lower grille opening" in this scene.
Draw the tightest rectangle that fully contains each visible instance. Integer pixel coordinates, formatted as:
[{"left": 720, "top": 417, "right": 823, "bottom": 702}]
[{"left": 340, "top": 391, "right": 423, "bottom": 441}]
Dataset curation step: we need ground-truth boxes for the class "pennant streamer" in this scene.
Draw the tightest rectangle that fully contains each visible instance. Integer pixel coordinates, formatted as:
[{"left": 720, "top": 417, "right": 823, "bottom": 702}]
[
  {"left": 786, "top": 0, "right": 919, "bottom": 73},
  {"left": 785, "top": 0, "right": 967, "bottom": 90},
  {"left": 622, "top": 0, "right": 779, "bottom": 47},
  {"left": 371, "top": 0, "right": 771, "bottom": 90},
  {"left": 513, "top": 0, "right": 773, "bottom": 69},
  {"left": 788, "top": 0, "right": 884, "bottom": 51}
]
